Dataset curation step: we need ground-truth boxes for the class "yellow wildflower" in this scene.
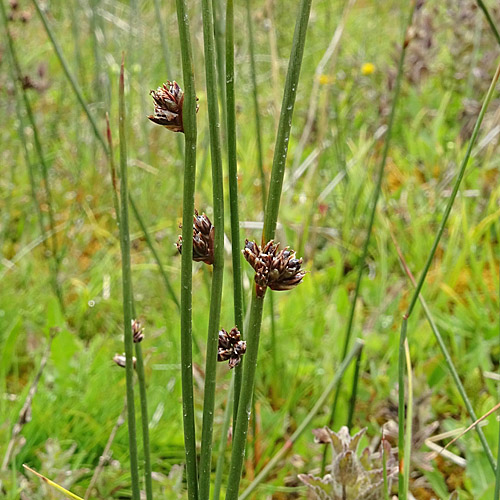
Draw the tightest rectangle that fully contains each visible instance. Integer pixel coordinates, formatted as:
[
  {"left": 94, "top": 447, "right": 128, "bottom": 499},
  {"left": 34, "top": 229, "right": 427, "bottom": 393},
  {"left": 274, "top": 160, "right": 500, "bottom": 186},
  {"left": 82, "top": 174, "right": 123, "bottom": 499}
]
[
  {"left": 318, "top": 74, "right": 334, "bottom": 85},
  {"left": 361, "top": 62, "right": 375, "bottom": 76}
]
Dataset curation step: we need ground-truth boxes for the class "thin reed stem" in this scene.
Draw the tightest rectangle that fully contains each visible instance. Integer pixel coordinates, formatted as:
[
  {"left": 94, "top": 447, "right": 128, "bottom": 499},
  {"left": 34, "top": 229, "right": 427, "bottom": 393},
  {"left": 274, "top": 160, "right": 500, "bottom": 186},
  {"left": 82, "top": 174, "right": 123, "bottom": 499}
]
[
  {"left": 382, "top": 432, "right": 389, "bottom": 500},
  {"left": 347, "top": 344, "right": 363, "bottom": 429},
  {"left": 245, "top": 0, "right": 279, "bottom": 408},
  {"left": 495, "top": 264, "right": 500, "bottom": 499},
  {"left": 105, "top": 114, "right": 121, "bottom": 227},
  {"left": 239, "top": 340, "right": 364, "bottom": 500},
  {"left": 213, "top": 378, "right": 234, "bottom": 500},
  {"left": 226, "top": 1, "right": 312, "bottom": 497},
  {"left": 477, "top": 0, "right": 500, "bottom": 45},
  {"left": 118, "top": 58, "right": 141, "bottom": 500},
  {"left": 134, "top": 342, "right": 153, "bottom": 500},
  {"left": 107, "top": 111, "right": 153, "bottom": 500},
  {"left": 262, "top": 0, "right": 313, "bottom": 244},
  {"left": 225, "top": 292, "right": 265, "bottom": 500},
  {"left": 403, "top": 339, "right": 412, "bottom": 497},
  {"left": 199, "top": 0, "right": 226, "bottom": 494},
  {"left": 226, "top": 0, "right": 244, "bottom": 423},
  {"left": 323, "top": 1, "right": 416, "bottom": 473},
  {"left": 1, "top": 1, "right": 65, "bottom": 314},
  {"left": 175, "top": 0, "right": 199, "bottom": 498},
  {"left": 398, "top": 61, "right": 500, "bottom": 496},
  {"left": 212, "top": 0, "right": 227, "bottom": 134}
]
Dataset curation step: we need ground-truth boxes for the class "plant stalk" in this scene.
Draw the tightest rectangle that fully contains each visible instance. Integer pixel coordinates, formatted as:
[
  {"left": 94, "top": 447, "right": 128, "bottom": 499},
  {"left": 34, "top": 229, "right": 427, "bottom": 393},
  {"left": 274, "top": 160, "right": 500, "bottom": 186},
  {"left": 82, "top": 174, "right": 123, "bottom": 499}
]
[
  {"left": 175, "top": 0, "right": 199, "bottom": 497},
  {"left": 213, "top": 378, "right": 234, "bottom": 500},
  {"left": 495, "top": 263, "right": 500, "bottom": 499},
  {"left": 477, "top": 0, "right": 500, "bottom": 45},
  {"left": 226, "top": 0, "right": 244, "bottom": 423},
  {"left": 118, "top": 57, "right": 141, "bottom": 500},
  {"left": 225, "top": 292, "right": 266, "bottom": 500},
  {"left": 199, "top": 0, "right": 226, "bottom": 494},
  {"left": 226, "top": 2, "right": 313, "bottom": 495},
  {"left": 347, "top": 343, "right": 363, "bottom": 428}
]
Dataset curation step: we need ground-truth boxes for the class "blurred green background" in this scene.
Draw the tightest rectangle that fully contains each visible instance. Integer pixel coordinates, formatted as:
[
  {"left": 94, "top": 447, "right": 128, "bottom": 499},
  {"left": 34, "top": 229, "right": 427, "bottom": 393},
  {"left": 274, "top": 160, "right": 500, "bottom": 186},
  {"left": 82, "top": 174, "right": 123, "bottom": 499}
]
[{"left": 1, "top": 0, "right": 500, "bottom": 498}]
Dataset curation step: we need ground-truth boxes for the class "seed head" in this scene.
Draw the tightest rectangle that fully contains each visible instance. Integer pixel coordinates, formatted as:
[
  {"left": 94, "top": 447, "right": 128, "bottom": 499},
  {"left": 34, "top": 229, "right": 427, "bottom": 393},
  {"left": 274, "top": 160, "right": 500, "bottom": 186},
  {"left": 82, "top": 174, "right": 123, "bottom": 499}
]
[
  {"left": 217, "top": 327, "right": 246, "bottom": 369},
  {"left": 148, "top": 81, "right": 198, "bottom": 133},
  {"left": 113, "top": 353, "right": 137, "bottom": 369},
  {"left": 177, "top": 210, "right": 215, "bottom": 265},
  {"left": 131, "top": 319, "right": 144, "bottom": 343},
  {"left": 242, "top": 239, "right": 306, "bottom": 297}
]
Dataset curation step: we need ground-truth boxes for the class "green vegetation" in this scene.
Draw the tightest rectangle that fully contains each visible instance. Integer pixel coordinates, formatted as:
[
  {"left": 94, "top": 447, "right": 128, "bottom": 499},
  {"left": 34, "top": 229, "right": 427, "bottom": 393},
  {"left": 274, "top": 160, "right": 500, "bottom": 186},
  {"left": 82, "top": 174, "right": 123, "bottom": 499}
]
[{"left": 1, "top": 1, "right": 500, "bottom": 499}]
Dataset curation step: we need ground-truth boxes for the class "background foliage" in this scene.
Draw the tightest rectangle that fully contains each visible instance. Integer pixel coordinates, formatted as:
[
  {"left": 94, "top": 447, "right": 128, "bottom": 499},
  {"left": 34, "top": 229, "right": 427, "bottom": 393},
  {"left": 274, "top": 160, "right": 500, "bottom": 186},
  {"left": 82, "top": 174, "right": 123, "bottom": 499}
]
[{"left": 1, "top": 0, "right": 500, "bottom": 498}]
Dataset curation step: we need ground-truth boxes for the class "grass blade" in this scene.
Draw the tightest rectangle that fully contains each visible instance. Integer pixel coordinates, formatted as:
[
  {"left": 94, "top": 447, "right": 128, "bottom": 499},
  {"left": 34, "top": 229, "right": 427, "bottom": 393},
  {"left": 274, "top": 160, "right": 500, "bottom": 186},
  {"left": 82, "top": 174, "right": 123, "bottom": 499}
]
[{"left": 23, "top": 465, "right": 84, "bottom": 500}]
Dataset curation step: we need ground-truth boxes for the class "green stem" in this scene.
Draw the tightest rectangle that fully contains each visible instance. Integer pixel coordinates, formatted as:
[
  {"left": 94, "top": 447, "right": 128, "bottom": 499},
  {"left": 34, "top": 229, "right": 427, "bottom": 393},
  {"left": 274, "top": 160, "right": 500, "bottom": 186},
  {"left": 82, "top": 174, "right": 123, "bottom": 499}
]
[
  {"left": 226, "top": 1, "right": 312, "bottom": 497},
  {"left": 107, "top": 114, "right": 153, "bottom": 500},
  {"left": 199, "top": 0, "right": 226, "bottom": 494},
  {"left": 402, "top": 339, "right": 412, "bottom": 497},
  {"left": 495, "top": 263, "right": 500, "bottom": 499},
  {"left": 245, "top": 0, "right": 267, "bottom": 209},
  {"left": 225, "top": 293, "right": 266, "bottom": 500},
  {"left": 346, "top": 344, "right": 363, "bottom": 429},
  {"left": 134, "top": 342, "right": 153, "bottom": 500},
  {"left": 212, "top": 0, "right": 227, "bottom": 135},
  {"left": 398, "top": 61, "right": 500, "bottom": 495},
  {"left": 105, "top": 114, "right": 121, "bottom": 228},
  {"left": 175, "top": 0, "right": 199, "bottom": 497},
  {"left": 1, "top": 1, "right": 65, "bottom": 315},
  {"left": 239, "top": 340, "right": 364, "bottom": 500},
  {"left": 262, "top": 0, "right": 313, "bottom": 243},
  {"left": 382, "top": 433, "right": 389, "bottom": 500},
  {"left": 477, "top": 0, "right": 500, "bottom": 45},
  {"left": 226, "top": 0, "right": 244, "bottom": 423},
  {"left": 213, "top": 378, "right": 234, "bottom": 500},
  {"left": 118, "top": 58, "right": 141, "bottom": 500}
]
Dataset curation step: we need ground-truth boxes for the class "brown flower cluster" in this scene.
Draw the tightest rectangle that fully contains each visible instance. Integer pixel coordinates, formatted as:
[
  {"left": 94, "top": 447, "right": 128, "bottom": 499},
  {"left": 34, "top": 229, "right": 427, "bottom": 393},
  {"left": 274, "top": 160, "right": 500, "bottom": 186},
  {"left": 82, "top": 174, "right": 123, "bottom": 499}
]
[
  {"left": 131, "top": 319, "right": 144, "bottom": 343},
  {"left": 243, "top": 240, "right": 305, "bottom": 297},
  {"left": 176, "top": 211, "right": 215, "bottom": 265},
  {"left": 113, "top": 353, "right": 136, "bottom": 369},
  {"left": 148, "top": 81, "right": 199, "bottom": 133},
  {"left": 217, "top": 327, "right": 246, "bottom": 369}
]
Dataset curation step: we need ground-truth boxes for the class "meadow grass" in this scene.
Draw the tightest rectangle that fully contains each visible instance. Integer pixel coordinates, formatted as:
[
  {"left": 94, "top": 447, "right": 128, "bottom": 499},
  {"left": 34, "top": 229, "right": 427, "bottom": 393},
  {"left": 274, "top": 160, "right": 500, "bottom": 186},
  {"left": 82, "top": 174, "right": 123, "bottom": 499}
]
[{"left": 1, "top": 1, "right": 500, "bottom": 499}]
